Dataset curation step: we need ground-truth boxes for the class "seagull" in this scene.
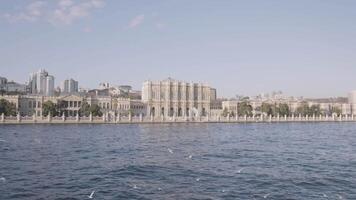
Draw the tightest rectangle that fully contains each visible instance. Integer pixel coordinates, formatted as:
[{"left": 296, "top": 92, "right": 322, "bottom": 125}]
[
  {"left": 337, "top": 194, "right": 343, "bottom": 199},
  {"left": 158, "top": 187, "right": 162, "bottom": 191},
  {"left": 0, "top": 177, "right": 6, "bottom": 182},
  {"left": 263, "top": 193, "right": 270, "bottom": 199},
  {"left": 133, "top": 185, "right": 138, "bottom": 189},
  {"left": 237, "top": 168, "right": 244, "bottom": 173},
  {"left": 168, "top": 148, "right": 173, "bottom": 154},
  {"left": 322, "top": 193, "right": 328, "bottom": 198},
  {"left": 188, "top": 155, "right": 193, "bottom": 159},
  {"left": 196, "top": 178, "right": 200, "bottom": 182},
  {"left": 88, "top": 191, "right": 95, "bottom": 199},
  {"left": 222, "top": 189, "right": 225, "bottom": 193}
]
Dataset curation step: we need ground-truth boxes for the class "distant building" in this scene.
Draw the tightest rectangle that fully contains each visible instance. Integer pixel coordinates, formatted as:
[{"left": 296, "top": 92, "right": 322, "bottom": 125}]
[
  {"left": 0, "top": 76, "right": 27, "bottom": 94},
  {"left": 99, "top": 82, "right": 110, "bottom": 89},
  {"left": 28, "top": 69, "right": 55, "bottom": 96},
  {"left": 61, "top": 79, "right": 79, "bottom": 94},
  {"left": 0, "top": 77, "right": 8, "bottom": 91},
  {"left": 4, "top": 81, "right": 27, "bottom": 93},
  {"left": 142, "top": 78, "right": 216, "bottom": 117}
]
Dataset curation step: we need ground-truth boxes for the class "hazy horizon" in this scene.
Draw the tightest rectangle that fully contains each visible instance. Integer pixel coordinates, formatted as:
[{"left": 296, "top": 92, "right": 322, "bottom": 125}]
[{"left": 1, "top": 0, "right": 356, "bottom": 98}]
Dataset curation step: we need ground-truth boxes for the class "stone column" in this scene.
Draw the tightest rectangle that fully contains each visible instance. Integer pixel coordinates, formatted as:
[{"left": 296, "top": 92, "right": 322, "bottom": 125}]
[
  {"left": 89, "top": 113, "right": 93, "bottom": 122},
  {"left": 306, "top": 115, "right": 309, "bottom": 121},
  {"left": 150, "top": 114, "right": 154, "bottom": 122},
  {"left": 312, "top": 114, "right": 315, "bottom": 121},
  {"left": 17, "top": 113, "right": 21, "bottom": 123},
  {"left": 76, "top": 112, "right": 79, "bottom": 122},
  {"left": 1, "top": 113, "right": 4, "bottom": 123},
  {"left": 284, "top": 115, "right": 287, "bottom": 121},
  {"left": 260, "top": 114, "right": 264, "bottom": 122},
  {"left": 299, "top": 114, "right": 302, "bottom": 121},
  {"left": 33, "top": 113, "right": 36, "bottom": 123},
  {"left": 117, "top": 113, "right": 121, "bottom": 123},
  {"left": 47, "top": 112, "right": 51, "bottom": 122},
  {"left": 277, "top": 114, "right": 280, "bottom": 122},
  {"left": 102, "top": 113, "right": 106, "bottom": 122},
  {"left": 62, "top": 112, "right": 65, "bottom": 122},
  {"left": 269, "top": 115, "right": 272, "bottom": 122},
  {"left": 129, "top": 112, "right": 132, "bottom": 122},
  {"left": 352, "top": 114, "right": 354, "bottom": 121},
  {"left": 140, "top": 113, "right": 143, "bottom": 122},
  {"left": 113, "top": 113, "right": 116, "bottom": 123},
  {"left": 244, "top": 114, "right": 247, "bottom": 122}
]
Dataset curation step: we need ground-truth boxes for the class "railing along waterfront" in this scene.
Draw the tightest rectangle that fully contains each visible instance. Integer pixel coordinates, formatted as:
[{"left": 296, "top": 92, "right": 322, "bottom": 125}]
[{"left": 1, "top": 113, "right": 356, "bottom": 124}]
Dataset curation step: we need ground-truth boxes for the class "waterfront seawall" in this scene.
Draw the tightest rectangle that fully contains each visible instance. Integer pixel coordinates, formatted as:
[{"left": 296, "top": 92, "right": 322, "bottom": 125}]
[{"left": 1, "top": 114, "right": 356, "bottom": 124}]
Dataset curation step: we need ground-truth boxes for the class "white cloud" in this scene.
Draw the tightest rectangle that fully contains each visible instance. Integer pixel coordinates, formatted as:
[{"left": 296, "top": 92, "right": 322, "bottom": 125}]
[
  {"left": 3, "top": 1, "right": 46, "bottom": 23},
  {"left": 155, "top": 22, "right": 165, "bottom": 30},
  {"left": 3, "top": 0, "right": 105, "bottom": 25},
  {"left": 128, "top": 14, "right": 145, "bottom": 28}
]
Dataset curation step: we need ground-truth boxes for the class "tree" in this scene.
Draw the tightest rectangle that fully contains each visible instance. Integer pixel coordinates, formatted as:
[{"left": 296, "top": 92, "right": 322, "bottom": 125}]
[
  {"left": 278, "top": 103, "right": 290, "bottom": 116},
  {"left": 237, "top": 101, "right": 253, "bottom": 116},
  {"left": 79, "top": 101, "right": 91, "bottom": 116},
  {"left": 331, "top": 106, "right": 342, "bottom": 116},
  {"left": 261, "top": 103, "right": 273, "bottom": 116},
  {"left": 79, "top": 101, "right": 102, "bottom": 117},
  {"left": 0, "top": 99, "right": 16, "bottom": 116},
  {"left": 89, "top": 104, "right": 102, "bottom": 117},
  {"left": 296, "top": 102, "right": 310, "bottom": 116},
  {"left": 310, "top": 104, "right": 321, "bottom": 116},
  {"left": 42, "top": 101, "right": 58, "bottom": 117}
]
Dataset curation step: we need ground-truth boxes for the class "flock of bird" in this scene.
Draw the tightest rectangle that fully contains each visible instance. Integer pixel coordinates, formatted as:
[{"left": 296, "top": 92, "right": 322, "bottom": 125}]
[
  {"left": 0, "top": 138, "right": 347, "bottom": 199},
  {"left": 80, "top": 148, "right": 346, "bottom": 199}
]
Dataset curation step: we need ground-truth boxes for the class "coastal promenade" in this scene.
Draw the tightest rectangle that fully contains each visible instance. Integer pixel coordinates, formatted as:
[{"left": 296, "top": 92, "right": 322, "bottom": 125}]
[{"left": 1, "top": 113, "right": 356, "bottom": 124}]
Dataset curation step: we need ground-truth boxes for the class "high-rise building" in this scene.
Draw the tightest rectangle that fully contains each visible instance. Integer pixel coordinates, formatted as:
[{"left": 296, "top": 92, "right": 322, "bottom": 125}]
[
  {"left": 28, "top": 69, "right": 55, "bottom": 96},
  {"left": 61, "top": 79, "right": 79, "bottom": 94},
  {"left": 142, "top": 78, "right": 216, "bottom": 117}
]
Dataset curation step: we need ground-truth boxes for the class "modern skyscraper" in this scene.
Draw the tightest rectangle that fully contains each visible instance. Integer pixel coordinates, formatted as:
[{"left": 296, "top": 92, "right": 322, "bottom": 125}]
[
  {"left": 61, "top": 79, "right": 79, "bottom": 94},
  {"left": 28, "top": 69, "right": 55, "bottom": 96}
]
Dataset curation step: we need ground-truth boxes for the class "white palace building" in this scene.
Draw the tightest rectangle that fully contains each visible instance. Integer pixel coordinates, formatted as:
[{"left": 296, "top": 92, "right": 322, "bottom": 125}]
[{"left": 142, "top": 78, "right": 217, "bottom": 118}]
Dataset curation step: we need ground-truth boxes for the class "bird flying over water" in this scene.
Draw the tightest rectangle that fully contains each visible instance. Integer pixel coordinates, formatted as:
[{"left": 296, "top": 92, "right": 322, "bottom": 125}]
[
  {"left": 88, "top": 191, "right": 95, "bottom": 199},
  {"left": 263, "top": 193, "right": 270, "bottom": 198},
  {"left": 188, "top": 155, "right": 192, "bottom": 159},
  {"left": 237, "top": 168, "right": 244, "bottom": 173},
  {"left": 168, "top": 148, "right": 173, "bottom": 154}
]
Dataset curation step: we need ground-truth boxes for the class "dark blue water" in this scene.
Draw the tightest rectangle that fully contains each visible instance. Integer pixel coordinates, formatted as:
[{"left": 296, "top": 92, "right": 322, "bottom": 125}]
[{"left": 0, "top": 123, "right": 355, "bottom": 200}]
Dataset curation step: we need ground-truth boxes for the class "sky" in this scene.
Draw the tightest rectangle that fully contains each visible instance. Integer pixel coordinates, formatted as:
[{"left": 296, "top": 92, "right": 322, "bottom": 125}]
[{"left": 0, "top": 0, "right": 356, "bottom": 98}]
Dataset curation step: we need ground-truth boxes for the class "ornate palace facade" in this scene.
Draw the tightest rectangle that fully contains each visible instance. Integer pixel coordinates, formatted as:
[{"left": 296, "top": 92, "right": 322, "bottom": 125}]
[{"left": 142, "top": 78, "right": 216, "bottom": 118}]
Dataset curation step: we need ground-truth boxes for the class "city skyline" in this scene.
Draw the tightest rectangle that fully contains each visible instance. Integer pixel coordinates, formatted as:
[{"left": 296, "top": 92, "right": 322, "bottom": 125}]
[{"left": 1, "top": 0, "right": 356, "bottom": 98}]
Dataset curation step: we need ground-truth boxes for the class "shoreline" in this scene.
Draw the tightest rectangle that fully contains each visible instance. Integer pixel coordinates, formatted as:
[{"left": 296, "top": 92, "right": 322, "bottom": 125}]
[{"left": 1, "top": 118, "right": 356, "bottom": 125}]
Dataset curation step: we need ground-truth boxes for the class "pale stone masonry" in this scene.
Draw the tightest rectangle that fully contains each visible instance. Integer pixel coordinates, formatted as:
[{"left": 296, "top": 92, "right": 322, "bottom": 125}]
[{"left": 142, "top": 78, "right": 216, "bottom": 118}]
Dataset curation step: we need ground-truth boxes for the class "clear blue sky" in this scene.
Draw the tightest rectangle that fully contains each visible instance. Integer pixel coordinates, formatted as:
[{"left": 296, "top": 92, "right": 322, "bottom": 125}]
[{"left": 1, "top": 0, "right": 356, "bottom": 98}]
